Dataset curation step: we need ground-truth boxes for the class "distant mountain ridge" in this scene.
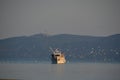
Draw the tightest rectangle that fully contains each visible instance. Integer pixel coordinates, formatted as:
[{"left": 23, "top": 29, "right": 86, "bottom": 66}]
[{"left": 0, "top": 34, "right": 120, "bottom": 63}]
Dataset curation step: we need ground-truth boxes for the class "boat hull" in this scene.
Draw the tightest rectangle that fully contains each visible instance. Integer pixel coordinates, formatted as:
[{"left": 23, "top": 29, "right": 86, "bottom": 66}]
[{"left": 51, "top": 54, "right": 66, "bottom": 64}]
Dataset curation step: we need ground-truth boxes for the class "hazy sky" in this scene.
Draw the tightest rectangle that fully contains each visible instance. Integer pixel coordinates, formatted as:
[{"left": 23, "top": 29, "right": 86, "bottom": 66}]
[{"left": 0, "top": 0, "right": 120, "bottom": 39}]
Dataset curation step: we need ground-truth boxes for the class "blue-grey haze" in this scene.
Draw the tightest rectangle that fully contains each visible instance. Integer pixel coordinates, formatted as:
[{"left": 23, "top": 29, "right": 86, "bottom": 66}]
[{"left": 0, "top": 0, "right": 120, "bottom": 39}]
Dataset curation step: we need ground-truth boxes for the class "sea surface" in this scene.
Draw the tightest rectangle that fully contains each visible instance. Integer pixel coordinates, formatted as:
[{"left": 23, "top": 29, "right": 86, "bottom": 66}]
[{"left": 0, "top": 63, "right": 120, "bottom": 80}]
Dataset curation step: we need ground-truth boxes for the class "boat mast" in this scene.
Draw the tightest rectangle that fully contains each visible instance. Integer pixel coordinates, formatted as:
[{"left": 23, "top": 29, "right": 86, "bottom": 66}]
[{"left": 49, "top": 47, "right": 54, "bottom": 53}]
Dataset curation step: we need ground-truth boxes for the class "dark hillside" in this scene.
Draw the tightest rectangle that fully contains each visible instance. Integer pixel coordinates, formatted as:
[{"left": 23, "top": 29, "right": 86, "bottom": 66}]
[{"left": 0, "top": 34, "right": 120, "bottom": 63}]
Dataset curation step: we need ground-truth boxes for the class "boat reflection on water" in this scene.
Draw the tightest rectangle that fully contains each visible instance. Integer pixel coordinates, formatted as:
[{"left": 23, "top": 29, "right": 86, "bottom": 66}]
[{"left": 50, "top": 64, "right": 65, "bottom": 77}]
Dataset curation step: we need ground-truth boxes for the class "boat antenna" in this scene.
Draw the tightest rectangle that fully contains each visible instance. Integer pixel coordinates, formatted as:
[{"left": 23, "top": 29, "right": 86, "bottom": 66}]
[{"left": 49, "top": 47, "right": 54, "bottom": 53}]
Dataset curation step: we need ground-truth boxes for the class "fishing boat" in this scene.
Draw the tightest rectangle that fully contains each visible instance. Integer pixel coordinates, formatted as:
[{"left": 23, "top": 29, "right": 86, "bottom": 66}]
[{"left": 50, "top": 48, "right": 66, "bottom": 64}]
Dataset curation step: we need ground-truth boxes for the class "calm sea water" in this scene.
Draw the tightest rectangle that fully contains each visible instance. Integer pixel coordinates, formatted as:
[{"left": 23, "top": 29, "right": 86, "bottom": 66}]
[{"left": 0, "top": 63, "right": 120, "bottom": 80}]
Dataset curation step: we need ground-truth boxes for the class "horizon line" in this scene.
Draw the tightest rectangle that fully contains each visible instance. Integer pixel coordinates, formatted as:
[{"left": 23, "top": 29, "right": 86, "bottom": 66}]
[{"left": 0, "top": 33, "right": 120, "bottom": 40}]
